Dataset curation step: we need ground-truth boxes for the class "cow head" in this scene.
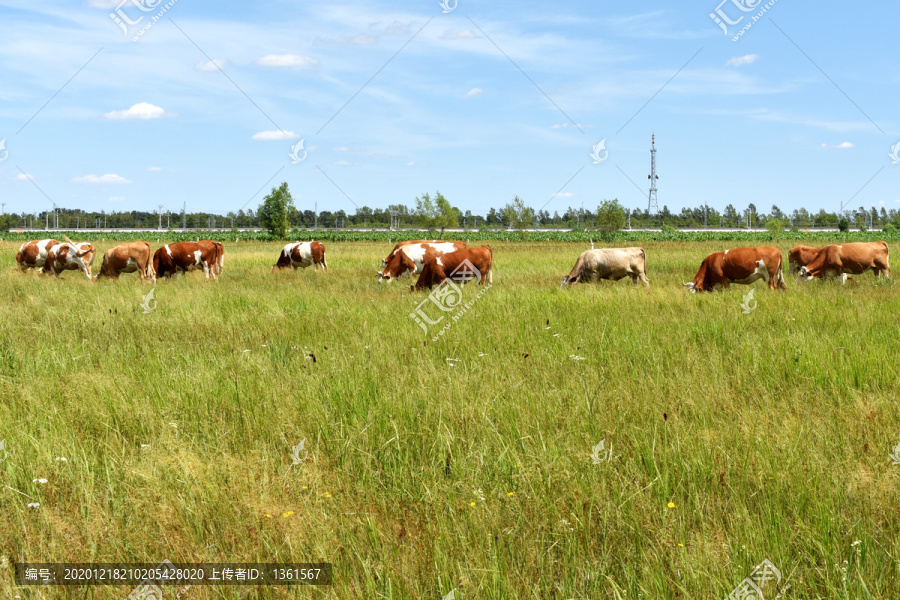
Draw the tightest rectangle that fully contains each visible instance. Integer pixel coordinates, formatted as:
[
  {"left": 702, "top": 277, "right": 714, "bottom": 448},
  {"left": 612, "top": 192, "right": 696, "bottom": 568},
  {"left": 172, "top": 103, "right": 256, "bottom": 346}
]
[
  {"left": 378, "top": 250, "right": 417, "bottom": 282},
  {"left": 796, "top": 265, "right": 813, "bottom": 282}
]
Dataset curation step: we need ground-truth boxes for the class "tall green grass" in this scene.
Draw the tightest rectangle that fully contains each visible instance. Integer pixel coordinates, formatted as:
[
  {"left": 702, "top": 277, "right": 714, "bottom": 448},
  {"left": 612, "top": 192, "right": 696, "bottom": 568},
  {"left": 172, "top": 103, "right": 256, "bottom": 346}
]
[{"left": 0, "top": 240, "right": 898, "bottom": 599}]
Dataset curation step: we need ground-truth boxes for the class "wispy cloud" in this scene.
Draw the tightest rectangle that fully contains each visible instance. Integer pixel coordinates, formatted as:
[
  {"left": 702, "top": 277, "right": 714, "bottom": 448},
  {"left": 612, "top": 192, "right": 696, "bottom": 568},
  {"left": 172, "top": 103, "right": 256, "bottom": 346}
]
[
  {"left": 821, "top": 141, "right": 855, "bottom": 149},
  {"left": 464, "top": 88, "right": 483, "bottom": 98},
  {"left": 726, "top": 54, "right": 759, "bottom": 67},
  {"left": 73, "top": 174, "right": 132, "bottom": 184},
  {"left": 147, "top": 166, "right": 163, "bottom": 172},
  {"left": 104, "top": 103, "right": 172, "bottom": 120},
  {"left": 440, "top": 29, "right": 479, "bottom": 41},
  {"left": 255, "top": 54, "right": 319, "bottom": 67},
  {"left": 195, "top": 59, "right": 228, "bottom": 72},
  {"left": 13, "top": 173, "right": 33, "bottom": 181},
  {"left": 251, "top": 130, "right": 300, "bottom": 141}
]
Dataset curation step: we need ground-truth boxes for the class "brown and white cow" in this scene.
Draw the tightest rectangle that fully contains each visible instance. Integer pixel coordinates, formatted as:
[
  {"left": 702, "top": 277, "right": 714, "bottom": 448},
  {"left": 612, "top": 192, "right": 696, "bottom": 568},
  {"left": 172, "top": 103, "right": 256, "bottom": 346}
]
[
  {"left": 381, "top": 240, "right": 445, "bottom": 268},
  {"left": 411, "top": 246, "right": 493, "bottom": 291},
  {"left": 94, "top": 242, "right": 155, "bottom": 283},
  {"left": 272, "top": 241, "right": 328, "bottom": 272},
  {"left": 44, "top": 242, "right": 96, "bottom": 280},
  {"left": 378, "top": 241, "right": 467, "bottom": 282},
  {"left": 16, "top": 239, "right": 60, "bottom": 273},
  {"left": 196, "top": 240, "right": 225, "bottom": 276},
  {"left": 788, "top": 245, "right": 821, "bottom": 275},
  {"left": 153, "top": 241, "right": 220, "bottom": 281},
  {"left": 561, "top": 247, "right": 649, "bottom": 288},
  {"left": 797, "top": 241, "right": 890, "bottom": 284},
  {"left": 683, "top": 246, "right": 786, "bottom": 293}
]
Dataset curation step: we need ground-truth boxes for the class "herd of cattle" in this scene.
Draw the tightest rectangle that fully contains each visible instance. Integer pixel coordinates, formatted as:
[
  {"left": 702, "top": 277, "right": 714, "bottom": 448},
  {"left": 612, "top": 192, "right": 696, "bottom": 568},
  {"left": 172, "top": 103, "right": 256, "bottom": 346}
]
[{"left": 11, "top": 238, "right": 891, "bottom": 291}]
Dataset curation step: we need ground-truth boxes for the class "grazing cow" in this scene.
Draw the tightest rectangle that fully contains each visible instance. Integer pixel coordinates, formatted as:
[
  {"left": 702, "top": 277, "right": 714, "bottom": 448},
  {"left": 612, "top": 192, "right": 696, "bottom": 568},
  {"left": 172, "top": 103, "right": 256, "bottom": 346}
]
[
  {"left": 561, "top": 247, "right": 649, "bottom": 288},
  {"left": 196, "top": 240, "right": 225, "bottom": 277},
  {"left": 411, "top": 246, "right": 493, "bottom": 291},
  {"left": 683, "top": 246, "right": 786, "bottom": 293},
  {"left": 44, "top": 242, "right": 96, "bottom": 280},
  {"left": 272, "top": 241, "right": 328, "bottom": 272},
  {"left": 94, "top": 242, "right": 155, "bottom": 283},
  {"left": 381, "top": 240, "right": 445, "bottom": 268},
  {"left": 797, "top": 241, "right": 890, "bottom": 284},
  {"left": 788, "top": 245, "right": 821, "bottom": 275},
  {"left": 378, "top": 241, "right": 467, "bottom": 282},
  {"left": 153, "top": 241, "right": 220, "bottom": 281},
  {"left": 16, "top": 239, "right": 59, "bottom": 273}
]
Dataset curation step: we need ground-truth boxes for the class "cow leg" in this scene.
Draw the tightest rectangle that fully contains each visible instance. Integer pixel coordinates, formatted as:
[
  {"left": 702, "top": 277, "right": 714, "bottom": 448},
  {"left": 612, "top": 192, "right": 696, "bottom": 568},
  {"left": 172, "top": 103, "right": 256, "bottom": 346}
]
[{"left": 203, "top": 262, "right": 210, "bottom": 281}]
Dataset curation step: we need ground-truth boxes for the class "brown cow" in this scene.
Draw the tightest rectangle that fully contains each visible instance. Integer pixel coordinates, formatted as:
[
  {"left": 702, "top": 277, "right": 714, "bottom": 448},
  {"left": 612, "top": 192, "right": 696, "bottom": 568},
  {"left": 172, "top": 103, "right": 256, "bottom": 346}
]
[
  {"left": 272, "top": 241, "right": 328, "bottom": 271},
  {"left": 788, "top": 245, "right": 821, "bottom": 275},
  {"left": 381, "top": 240, "right": 444, "bottom": 268},
  {"left": 153, "top": 241, "right": 220, "bottom": 281},
  {"left": 797, "top": 241, "right": 890, "bottom": 284},
  {"left": 94, "top": 242, "right": 155, "bottom": 283},
  {"left": 44, "top": 242, "right": 96, "bottom": 280},
  {"left": 378, "top": 241, "right": 467, "bottom": 282},
  {"left": 196, "top": 240, "right": 224, "bottom": 276},
  {"left": 16, "top": 239, "right": 59, "bottom": 273},
  {"left": 683, "top": 246, "right": 786, "bottom": 293},
  {"left": 411, "top": 246, "right": 493, "bottom": 291}
]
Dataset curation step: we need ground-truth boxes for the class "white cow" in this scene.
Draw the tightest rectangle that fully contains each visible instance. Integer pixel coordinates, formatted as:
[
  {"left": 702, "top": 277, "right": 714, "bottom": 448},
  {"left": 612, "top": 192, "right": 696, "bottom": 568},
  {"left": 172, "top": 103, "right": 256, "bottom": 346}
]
[
  {"left": 561, "top": 247, "right": 649, "bottom": 287},
  {"left": 44, "top": 242, "right": 96, "bottom": 280}
]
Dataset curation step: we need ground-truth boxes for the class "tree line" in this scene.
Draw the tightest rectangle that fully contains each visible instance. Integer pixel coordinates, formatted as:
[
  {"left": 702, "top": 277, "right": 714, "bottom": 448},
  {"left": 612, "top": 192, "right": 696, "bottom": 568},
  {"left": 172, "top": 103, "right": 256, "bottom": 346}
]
[{"left": 4, "top": 182, "right": 898, "bottom": 235}]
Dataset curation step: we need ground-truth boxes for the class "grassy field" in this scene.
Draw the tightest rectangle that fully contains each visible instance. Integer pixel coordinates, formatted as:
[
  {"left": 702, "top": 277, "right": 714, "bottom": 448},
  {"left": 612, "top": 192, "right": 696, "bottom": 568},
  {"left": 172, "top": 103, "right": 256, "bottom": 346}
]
[{"left": 1, "top": 239, "right": 899, "bottom": 599}]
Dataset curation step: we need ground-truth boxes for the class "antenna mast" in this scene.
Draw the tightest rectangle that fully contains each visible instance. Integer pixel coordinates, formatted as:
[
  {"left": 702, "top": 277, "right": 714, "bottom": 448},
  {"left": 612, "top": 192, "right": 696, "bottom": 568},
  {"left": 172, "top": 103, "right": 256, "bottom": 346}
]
[{"left": 647, "top": 133, "right": 659, "bottom": 215}]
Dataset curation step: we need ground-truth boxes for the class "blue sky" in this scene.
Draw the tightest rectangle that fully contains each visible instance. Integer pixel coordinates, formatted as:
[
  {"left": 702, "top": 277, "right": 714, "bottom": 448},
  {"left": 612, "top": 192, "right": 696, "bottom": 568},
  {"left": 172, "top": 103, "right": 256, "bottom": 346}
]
[{"left": 0, "top": 0, "right": 897, "bottom": 218}]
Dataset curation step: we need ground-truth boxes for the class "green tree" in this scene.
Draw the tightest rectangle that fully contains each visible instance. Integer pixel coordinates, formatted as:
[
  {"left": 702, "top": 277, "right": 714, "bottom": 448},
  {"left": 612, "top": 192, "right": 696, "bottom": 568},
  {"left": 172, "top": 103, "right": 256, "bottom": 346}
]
[
  {"left": 596, "top": 199, "right": 626, "bottom": 240},
  {"left": 765, "top": 218, "right": 785, "bottom": 239},
  {"left": 258, "top": 182, "right": 295, "bottom": 239},
  {"left": 415, "top": 191, "right": 458, "bottom": 236}
]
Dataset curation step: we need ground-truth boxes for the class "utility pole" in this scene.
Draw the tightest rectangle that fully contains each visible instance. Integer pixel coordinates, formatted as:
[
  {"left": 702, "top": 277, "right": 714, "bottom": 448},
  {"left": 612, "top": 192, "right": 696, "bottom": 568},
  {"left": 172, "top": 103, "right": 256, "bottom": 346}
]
[
  {"left": 314, "top": 202, "right": 318, "bottom": 230},
  {"left": 158, "top": 205, "right": 164, "bottom": 230},
  {"left": 647, "top": 133, "right": 659, "bottom": 216},
  {"left": 182, "top": 202, "right": 186, "bottom": 229},
  {"left": 704, "top": 203, "right": 708, "bottom": 228},
  {"left": 1, "top": 202, "right": 5, "bottom": 215}
]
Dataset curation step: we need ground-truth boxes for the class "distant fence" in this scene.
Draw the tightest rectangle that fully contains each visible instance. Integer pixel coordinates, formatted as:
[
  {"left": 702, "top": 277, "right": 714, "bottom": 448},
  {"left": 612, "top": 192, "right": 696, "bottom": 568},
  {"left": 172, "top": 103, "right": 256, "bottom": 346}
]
[{"left": 2, "top": 228, "right": 896, "bottom": 243}]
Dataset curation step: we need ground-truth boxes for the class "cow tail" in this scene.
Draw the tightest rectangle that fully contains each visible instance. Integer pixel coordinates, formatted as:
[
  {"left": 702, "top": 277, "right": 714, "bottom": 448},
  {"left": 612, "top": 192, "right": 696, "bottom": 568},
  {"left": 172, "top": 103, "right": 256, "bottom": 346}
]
[
  {"left": 145, "top": 242, "right": 156, "bottom": 282},
  {"left": 322, "top": 247, "right": 328, "bottom": 270},
  {"left": 776, "top": 253, "right": 786, "bottom": 289}
]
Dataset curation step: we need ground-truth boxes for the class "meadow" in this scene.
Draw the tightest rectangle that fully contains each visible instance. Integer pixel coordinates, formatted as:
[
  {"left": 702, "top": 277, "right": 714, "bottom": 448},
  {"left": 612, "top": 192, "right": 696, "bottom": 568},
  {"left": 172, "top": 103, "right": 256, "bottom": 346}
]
[{"left": 0, "top": 239, "right": 898, "bottom": 599}]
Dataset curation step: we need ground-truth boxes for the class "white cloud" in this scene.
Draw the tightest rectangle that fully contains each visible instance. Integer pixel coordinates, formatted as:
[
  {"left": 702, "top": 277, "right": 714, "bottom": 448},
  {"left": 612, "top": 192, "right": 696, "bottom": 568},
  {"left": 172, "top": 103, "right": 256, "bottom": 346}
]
[
  {"left": 251, "top": 130, "right": 300, "bottom": 141},
  {"left": 726, "top": 54, "right": 759, "bottom": 67},
  {"left": 104, "top": 102, "right": 171, "bottom": 120},
  {"left": 73, "top": 174, "right": 132, "bottom": 184},
  {"left": 440, "top": 29, "right": 478, "bottom": 40},
  {"left": 147, "top": 166, "right": 163, "bottom": 172},
  {"left": 108, "top": 196, "right": 125, "bottom": 202},
  {"left": 464, "top": 87, "right": 483, "bottom": 98},
  {"left": 13, "top": 173, "right": 33, "bottom": 181},
  {"left": 879, "top": 200, "right": 885, "bottom": 205},
  {"left": 554, "top": 192, "right": 574, "bottom": 198},
  {"left": 255, "top": 54, "right": 319, "bottom": 67},
  {"left": 333, "top": 147, "right": 353, "bottom": 152},
  {"left": 195, "top": 59, "right": 228, "bottom": 72},
  {"left": 406, "top": 161, "right": 415, "bottom": 166},
  {"left": 86, "top": 0, "right": 123, "bottom": 7},
  {"left": 820, "top": 141, "right": 855, "bottom": 149}
]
